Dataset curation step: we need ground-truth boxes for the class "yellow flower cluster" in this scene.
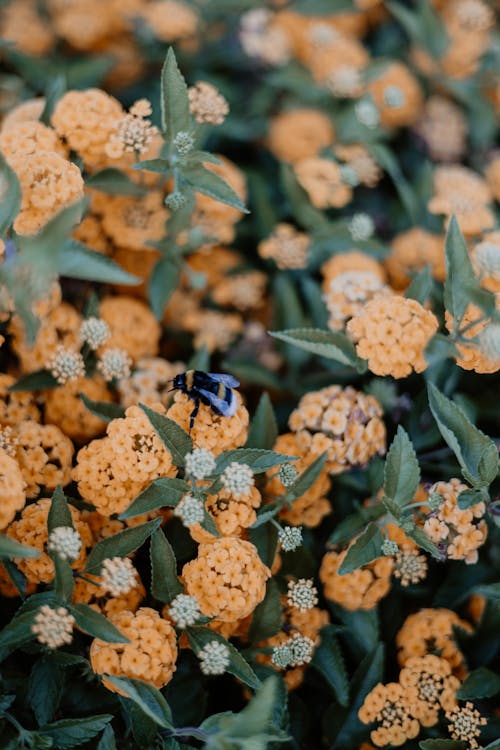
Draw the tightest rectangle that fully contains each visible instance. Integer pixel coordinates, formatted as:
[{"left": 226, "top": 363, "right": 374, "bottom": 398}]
[
  {"left": 73, "top": 403, "right": 174, "bottom": 515},
  {"left": 14, "top": 421, "right": 74, "bottom": 498},
  {"left": 446, "top": 303, "right": 500, "bottom": 374},
  {"left": 288, "top": 385, "right": 386, "bottom": 474},
  {"left": 267, "top": 108, "right": 334, "bottom": 164},
  {"left": 423, "top": 479, "right": 488, "bottom": 564},
  {"left": 386, "top": 228, "right": 445, "bottom": 290},
  {"left": 90, "top": 607, "right": 178, "bottom": 692},
  {"left": 167, "top": 391, "right": 249, "bottom": 454},
  {"left": 347, "top": 295, "right": 439, "bottom": 378},
  {"left": 428, "top": 165, "right": 494, "bottom": 236},
  {"left": 258, "top": 224, "right": 310, "bottom": 270},
  {"left": 43, "top": 377, "right": 112, "bottom": 443},
  {"left": 6, "top": 498, "right": 92, "bottom": 584},
  {"left": 182, "top": 537, "right": 271, "bottom": 622},
  {"left": 73, "top": 572, "right": 146, "bottom": 619},
  {"left": 294, "top": 157, "right": 352, "bottom": 210},
  {"left": 117, "top": 357, "right": 184, "bottom": 409},
  {"left": 99, "top": 296, "right": 161, "bottom": 362},
  {"left": 320, "top": 550, "right": 393, "bottom": 611},
  {"left": 0, "top": 375, "right": 40, "bottom": 426},
  {"left": 0, "top": 448, "right": 26, "bottom": 530},
  {"left": 359, "top": 654, "right": 459, "bottom": 746},
  {"left": 204, "top": 486, "right": 262, "bottom": 537}
]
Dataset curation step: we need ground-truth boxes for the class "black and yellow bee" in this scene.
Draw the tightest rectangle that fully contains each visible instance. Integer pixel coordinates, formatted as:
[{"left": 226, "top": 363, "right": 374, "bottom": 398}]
[{"left": 171, "top": 370, "right": 240, "bottom": 430}]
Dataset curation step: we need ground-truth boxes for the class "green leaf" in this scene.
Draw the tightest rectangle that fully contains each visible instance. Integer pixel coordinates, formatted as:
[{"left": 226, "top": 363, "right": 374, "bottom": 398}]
[
  {"left": 269, "top": 328, "right": 367, "bottom": 372},
  {"left": 338, "top": 524, "right": 384, "bottom": 575},
  {"left": 0, "top": 609, "right": 37, "bottom": 649},
  {"left": 183, "top": 163, "right": 248, "bottom": 213},
  {"left": 0, "top": 533, "right": 40, "bottom": 559},
  {"left": 86, "top": 168, "right": 147, "bottom": 196},
  {"left": 248, "top": 579, "right": 282, "bottom": 643},
  {"left": 214, "top": 448, "right": 297, "bottom": 475},
  {"left": 187, "top": 345, "right": 210, "bottom": 371},
  {"left": 84, "top": 518, "right": 162, "bottom": 573},
  {"left": 58, "top": 240, "right": 140, "bottom": 285},
  {"left": 419, "top": 742, "right": 466, "bottom": 750},
  {"left": 0, "top": 151, "right": 22, "bottom": 236},
  {"left": 134, "top": 158, "right": 170, "bottom": 174},
  {"left": 249, "top": 524, "right": 279, "bottom": 569},
  {"left": 149, "top": 257, "right": 181, "bottom": 320},
  {"left": 8, "top": 369, "right": 58, "bottom": 392},
  {"left": 80, "top": 393, "right": 125, "bottom": 423},
  {"left": 16, "top": 200, "right": 85, "bottom": 275},
  {"left": 97, "top": 725, "right": 116, "bottom": 750},
  {"left": 427, "top": 382, "right": 498, "bottom": 487},
  {"left": 328, "top": 505, "right": 385, "bottom": 546},
  {"left": 457, "top": 667, "right": 500, "bottom": 700},
  {"left": 28, "top": 657, "right": 64, "bottom": 726},
  {"left": 383, "top": 426, "right": 420, "bottom": 508},
  {"left": 457, "top": 488, "right": 489, "bottom": 510},
  {"left": 120, "top": 477, "right": 188, "bottom": 519},
  {"left": 140, "top": 403, "right": 192, "bottom": 467},
  {"left": 404, "top": 265, "right": 434, "bottom": 304},
  {"left": 287, "top": 451, "right": 327, "bottom": 501},
  {"left": 312, "top": 626, "right": 349, "bottom": 707},
  {"left": 475, "top": 583, "right": 500, "bottom": 600},
  {"left": 38, "top": 715, "right": 113, "bottom": 748},
  {"left": 186, "top": 627, "right": 261, "bottom": 690},
  {"left": 69, "top": 603, "right": 129, "bottom": 643},
  {"left": 161, "top": 47, "right": 190, "bottom": 139},
  {"left": 405, "top": 526, "right": 442, "bottom": 560},
  {"left": 280, "top": 163, "right": 328, "bottom": 232},
  {"left": 150, "top": 528, "right": 183, "bottom": 604},
  {"left": 40, "top": 74, "right": 66, "bottom": 126},
  {"left": 367, "top": 142, "right": 417, "bottom": 222},
  {"left": 245, "top": 393, "right": 278, "bottom": 450},
  {"left": 48, "top": 486, "right": 74, "bottom": 530},
  {"left": 106, "top": 676, "right": 173, "bottom": 728},
  {"left": 444, "top": 215, "right": 478, "bottom": 329}
]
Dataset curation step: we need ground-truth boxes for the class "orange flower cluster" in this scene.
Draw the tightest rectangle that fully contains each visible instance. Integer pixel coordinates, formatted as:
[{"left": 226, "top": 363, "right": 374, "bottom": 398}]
[
  {"left": 99, "top": 296, "right": 161, "bottom": 362},
  {"left": 90, "top": 607, "right": 178, "bottom": 692},
  {"left": 138, "top": 1, "right": 199, "bottom": 43},
  {"left": 359, "top": 654, "right": 459, "bottom": 746},
  {"left": 265, "top": 433, "right": 331, "bottom": 528},
  {"left": 347, "top": 296, "right": 439, "bottom": 378},
  {"left": 6, "top": 498, "right": 92, "bottom": 584},
  {"left": 288, "top": 385, "right": 386, "bottom": 474},
  {"left": 0, "top": 448, "right": 26, "bottom": 530},
  {"left": 428, "top": 165, "right": 494, "bottom": 236},
  {"left": 182, "top": 537, "right": 271, "bottom": 622},
  {"left": 471, "top": 231, "right": 500, "bottom": 293},
  {"left": 0, "top": 375, "right": 40, "bottom": 426},
  {"left": 415, "top": 96, "right": 467, "bottom": 163},
  {"left": 258, "top": 224, "right": 310, "bottom": 270},
  {"left": 446, "top": 303, "right": 500, "bottom": 374},
  {"left": 73, "top": 403, "right": 174, "bottom": 515},
  {"left": 267, "top": 108, "right": 334, "bottom": 164},
  {"left": 396, "top": 608, "right": 473, "bottom": 678},
  {"left": 386, "top": 228, "right": 445, "bottom": 290},
  {"left": 167, "top": 391, "right": 249, "bottom": 454},
  {"left": 73, "top": 572, "right": 146, "bottom": 618},
  {"left": 294, "top": 157, "right": 352, "bottom": 210},
  {"left": 14, "top": 421, "right": 74, "bottom": 498},
  {"left": 43, "top": 377, "right": 112, "bottom": 443},
  {"left": 423, "top": 479, "right": 488, "bottom": 564},
  {"left": 321, "top": 251, "right": 386, "bottom": 293},
  {"left": 366, "top": 62, "right": 423, "bottom": 129},
  {"left": 323, "top": 269, "right": 389, "bottom": 330},
  {"left": 204, "top": 487, "right": 262, "bottom": 537},
  {"left": 320, "top": 550, "right": 393, "bottom": 611},
  {"left": 118, "top": 357, "right": 184, "bottom": 409}
]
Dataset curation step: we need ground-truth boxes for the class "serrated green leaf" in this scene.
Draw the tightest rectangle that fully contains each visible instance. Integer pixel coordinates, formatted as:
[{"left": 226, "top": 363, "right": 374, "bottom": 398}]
[
  {"left": 161, "top": 47, "right": 190, "bottom": 139},
  {"left": 457, "top": 488, "right": 489, "bottom": 510},
  {"left": 48, "top": 486, "right": 74, "bottom": 531},
  {"left": 0, "top": 151, "right": 22, "bottom": 236},
  {"left": 69, "top": 603, "right": 129, "bottom": 643},
  {"left": 444, "top": 215, "right": 479, "bottom": 329},
  {"left": 457, "top": 667, "right": 500, "bottom": 700},
  {"left": 183, "top": 163, "right": 248, "bottom": 213},
  {"left": 186, "top": 626, "right": 261, "bottom": 690},
  {"left": 383, "top": 427, "right": 420, "bottom": 508},
  {"left": 404, "top": 265, "right": 434, "bottom": 304},
  {"left": 140, "top": 403, "right": 192, "bottom": 467},
  {"left": 28, "top": 657, "right": 64, "bottom": 726},
  {"left": 269, "top": 328, "right": 367, "bottom": 372},
  {"left": 120, "top": 477, "right": 188, "bottom": 519},
  {"left": 214, "top": 448, "right": 297, "bottom": 475},
  {"left": 80, "top": 393, "right": 125, "bottom": 423},
  {"left": 149, "top": 257, "right": 181, "bottom": 320},
  {"left": 86, "top": 168, "right": 147, "bottom": 196},
  {"left": 248, "top": 579, "right": 282, "bottom": 643},
  {"left": 8, "top": 369, "right": 58, "bottom": 392},
  {"left": 107, "top": 676, "right": 173, "bottom": 728},
  {"left": 312, "top": 625, "right": 349, "bottom": 707},
  {"left": 38, "top": 715, "right": 113, "bottom": 748},
  {"left": 245, "top": 393, "right": 278, "bottom": 450},
  {"left": 328, "top": 505, "right": 385, "bottom": 545},
  {"left": 287, "top": 451, "right": 327, "bottom": 501},
  {"left": 0, "top": 533, "right": 40, "bottom": 559},
  {"left": 58, "top": 240, "right": 140, "bottom": 285},
  {"left": 427, "top": 383, "right": 498, "bottom": 487},
  {"left": 419, "top": 741, "right": 466, "bottom": 750},
  {"left": 150, "top": 528, "right": 183, "bottom": 604},
  {"left": 84, "top": 517, "right": 162, "bottom": 573},
  {"left": 338, "top": 523, "right": 384, "bottom": 575}
]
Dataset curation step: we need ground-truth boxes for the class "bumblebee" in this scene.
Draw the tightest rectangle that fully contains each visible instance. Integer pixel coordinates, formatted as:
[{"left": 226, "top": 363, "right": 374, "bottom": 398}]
[{"left": 171, "top": 370, "right": 240, "bottom": 430}]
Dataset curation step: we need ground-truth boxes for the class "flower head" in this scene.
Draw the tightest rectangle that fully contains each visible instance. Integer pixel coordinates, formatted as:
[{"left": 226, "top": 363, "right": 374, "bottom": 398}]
[
  {"left": 101, "top": 557, "right": 139, "bottom": 597},
  {"left": 287, "top": 578, "right": 318, "bottom": 612},
  {"left": 173, "top": 494, "right": 205, "bottom": 527},
  {"left": 258, "top": 223, "right": 310, "bottom": 270},
  {"left": 47, "top": 346, "right": 85, "bottom": 385},
  {"left": 220, "top": 462, "right": 254, "bottom": 497},
  {"left": 48, "top": 526, "right": 82, "bottom": 562},
  {"left": 79, "top": 317, "right": 110, "bottom": 350},
  {"left": 355, "top": 99, "right": 380, "bottom": 129},
  {"left": 288, "top": 632, "right": 315, "bottom": 666},
  {"left": 278, "top": 526, "right": 303, "bottom": 552},
  {"left": 278, "top": 463, "right": 298, "bottom": 487},
  {"left": 168, "top": 594, "right": 201, "bottom": 629},
  {"left": 382, "top": 539, "right": 399, "bottom": 556},
  {"left": 106, "top": 100, "right": 158, "bottom": 158},
  {"left": 32, "top": 605, "right": 75, "bottom": 649},
  {"left": 393, "top": 550, "right": 428, "bottom": 587},
  {"left": 188, "top": 82, "right": 229, "bottom": 125},
  {"left": 349, "top": 213, "right": 374, "bottom": 241},
  {"left": 173, "top": 130, "right": 195, "bottom": 156},
  {"left": 184, "top": 447, "right": 217, "bottom": 480},
  {"left": 97, "top": 348, "right": 132, "bottom": 382},
  {"left": 446, "top": 702, "right": 487, "bottom": 749},
  {"left": 198, "top": 640, "right": 230, "bottom": 675}
]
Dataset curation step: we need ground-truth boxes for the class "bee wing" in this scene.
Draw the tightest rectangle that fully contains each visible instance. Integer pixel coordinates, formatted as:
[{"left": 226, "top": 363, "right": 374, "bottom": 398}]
[
  {"left": 206, "top": 373, "right": 240, "bottom": 388},
  {"left": 197, "top": 387, "right": 238, "bottom": 417}
]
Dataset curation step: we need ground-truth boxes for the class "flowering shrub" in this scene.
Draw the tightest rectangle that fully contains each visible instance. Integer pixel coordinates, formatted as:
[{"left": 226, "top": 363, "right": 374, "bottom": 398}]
[{"left": 0, "top": 2, "right": 498, "bottom": 749}]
